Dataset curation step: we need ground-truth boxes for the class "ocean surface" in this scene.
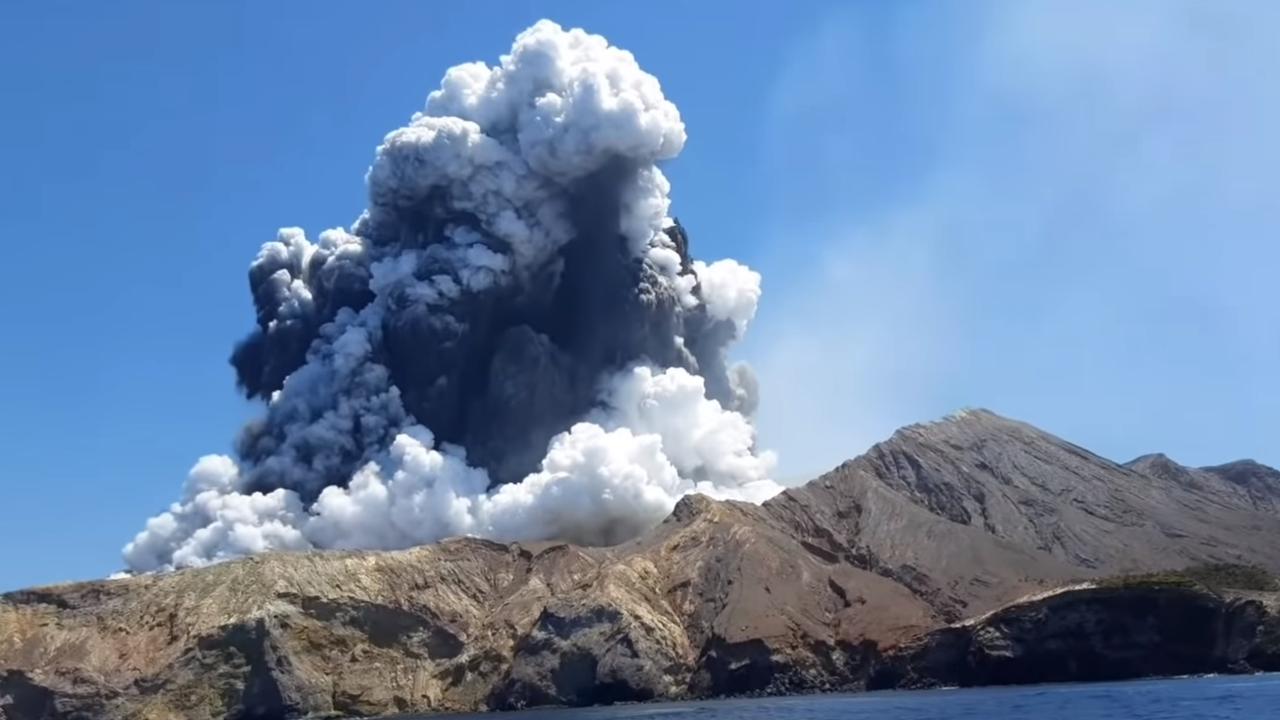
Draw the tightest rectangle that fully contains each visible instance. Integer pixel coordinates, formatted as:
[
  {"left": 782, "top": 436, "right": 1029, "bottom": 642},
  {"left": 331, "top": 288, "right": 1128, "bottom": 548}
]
[{"left": 403, "top": 674, "right": 1280, "bottom": 719}]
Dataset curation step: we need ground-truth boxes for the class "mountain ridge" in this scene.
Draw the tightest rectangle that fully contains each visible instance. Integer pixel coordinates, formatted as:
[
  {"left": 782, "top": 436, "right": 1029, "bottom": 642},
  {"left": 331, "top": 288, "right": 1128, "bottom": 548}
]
[{"left": 3, "top": 409, "right": 1278, "bottom": 719}]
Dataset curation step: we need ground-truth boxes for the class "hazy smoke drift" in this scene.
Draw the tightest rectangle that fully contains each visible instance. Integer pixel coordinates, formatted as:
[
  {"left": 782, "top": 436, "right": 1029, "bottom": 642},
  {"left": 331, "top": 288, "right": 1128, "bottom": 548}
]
[{"left": 125, "top": 20, "right": 779, "bottom": 572}]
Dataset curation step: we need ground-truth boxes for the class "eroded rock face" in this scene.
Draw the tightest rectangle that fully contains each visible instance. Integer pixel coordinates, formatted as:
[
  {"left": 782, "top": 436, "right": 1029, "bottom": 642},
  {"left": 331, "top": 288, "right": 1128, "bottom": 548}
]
[
  {"left": 869, "top": 585, "right": 1279, "bottom": 690},
  {"left": 3, "top": 410, "right": 1278, "bottom": 719},
  {"left": 0, "top": 499, "right": 929, "bottom": 719}
]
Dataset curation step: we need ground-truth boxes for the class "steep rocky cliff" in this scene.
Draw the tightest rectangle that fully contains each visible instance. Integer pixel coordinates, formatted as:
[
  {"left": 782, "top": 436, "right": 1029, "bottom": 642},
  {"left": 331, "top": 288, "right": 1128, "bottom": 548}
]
[
  {"left": 3, "top": 410, "right": 1278, "bottom": 719},
  {"left": 870, "top": 582, "right": 1279, "bottom": 691}
]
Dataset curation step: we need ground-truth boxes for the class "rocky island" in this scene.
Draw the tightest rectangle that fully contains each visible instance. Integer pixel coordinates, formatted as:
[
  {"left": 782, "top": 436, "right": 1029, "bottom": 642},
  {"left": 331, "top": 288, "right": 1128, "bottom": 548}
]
[{"left": 3, "top": 409, "right": 1278, "bottom": 719}]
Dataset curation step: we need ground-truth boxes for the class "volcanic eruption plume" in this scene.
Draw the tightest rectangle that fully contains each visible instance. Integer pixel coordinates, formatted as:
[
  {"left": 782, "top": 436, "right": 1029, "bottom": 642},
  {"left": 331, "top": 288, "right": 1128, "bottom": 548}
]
[{"left": 124, "top": 20, "right": 780, "bottom": 572}]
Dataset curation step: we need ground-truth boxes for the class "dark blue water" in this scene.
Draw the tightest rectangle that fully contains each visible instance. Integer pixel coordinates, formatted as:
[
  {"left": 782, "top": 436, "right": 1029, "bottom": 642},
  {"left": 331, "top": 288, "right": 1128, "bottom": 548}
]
[{"left": 415, "top": 674, "right": 1280, "bottom": 719}]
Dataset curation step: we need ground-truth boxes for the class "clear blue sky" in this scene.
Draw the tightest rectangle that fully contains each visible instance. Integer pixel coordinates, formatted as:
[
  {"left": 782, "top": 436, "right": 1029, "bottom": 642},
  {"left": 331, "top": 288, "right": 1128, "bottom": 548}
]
[{"left": 1, "top": 1, "right": 1275, "bottom": 591}]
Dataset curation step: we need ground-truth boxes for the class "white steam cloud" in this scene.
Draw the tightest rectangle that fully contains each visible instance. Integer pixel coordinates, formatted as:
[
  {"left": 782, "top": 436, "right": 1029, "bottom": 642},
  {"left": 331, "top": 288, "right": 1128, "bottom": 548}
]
[
  {"left": 127, "top": 366, "right": 776, "bottom": 570},
  {"left": 124, "top": 20, "right": 779, "bottom": 572}
]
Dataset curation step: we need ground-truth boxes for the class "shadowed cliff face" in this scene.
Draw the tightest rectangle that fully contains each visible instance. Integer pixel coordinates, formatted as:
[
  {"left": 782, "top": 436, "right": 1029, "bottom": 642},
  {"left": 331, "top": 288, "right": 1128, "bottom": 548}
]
[
  {"left": 3, "top": 410, "right": 1279, "bottom": 719},
  {"left": 869, "top": 584, "right": 1280, "bottom": 690}
]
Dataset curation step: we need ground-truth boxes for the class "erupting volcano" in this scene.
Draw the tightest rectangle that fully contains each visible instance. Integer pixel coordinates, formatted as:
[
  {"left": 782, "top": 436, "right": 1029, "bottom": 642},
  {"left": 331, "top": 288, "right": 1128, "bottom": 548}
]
[{"left": 124, "top": 20, "right": 780, "bottom": 572}]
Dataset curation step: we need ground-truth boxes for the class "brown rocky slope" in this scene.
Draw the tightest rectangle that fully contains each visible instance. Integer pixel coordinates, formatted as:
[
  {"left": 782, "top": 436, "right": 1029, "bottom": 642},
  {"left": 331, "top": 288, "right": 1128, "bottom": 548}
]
[{"left": 3, "top": 409, "right": 1278, "bottom": 719}]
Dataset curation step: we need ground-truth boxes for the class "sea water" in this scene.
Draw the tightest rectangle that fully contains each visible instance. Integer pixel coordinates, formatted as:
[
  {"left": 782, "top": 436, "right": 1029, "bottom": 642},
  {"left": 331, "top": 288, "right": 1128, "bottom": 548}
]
[{"left": 401, "top": 674, "right": 1280, "bottom": 719}]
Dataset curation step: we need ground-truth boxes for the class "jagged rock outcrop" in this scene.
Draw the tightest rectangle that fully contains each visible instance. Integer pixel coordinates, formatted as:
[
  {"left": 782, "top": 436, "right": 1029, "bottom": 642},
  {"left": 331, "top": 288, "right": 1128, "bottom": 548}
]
[
  {"left": 3, "top": 410, "right": 1278, "bottom": 719},
  {"left": 869, "top": 582, "right": 1280, "bottom": 690}
]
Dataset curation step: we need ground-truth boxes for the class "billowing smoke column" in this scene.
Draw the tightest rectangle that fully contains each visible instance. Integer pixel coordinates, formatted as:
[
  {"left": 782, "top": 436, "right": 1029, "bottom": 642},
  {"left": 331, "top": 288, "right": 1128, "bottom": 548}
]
[{"left": 124, "top": 20, "right": 779, "bottom": 572}]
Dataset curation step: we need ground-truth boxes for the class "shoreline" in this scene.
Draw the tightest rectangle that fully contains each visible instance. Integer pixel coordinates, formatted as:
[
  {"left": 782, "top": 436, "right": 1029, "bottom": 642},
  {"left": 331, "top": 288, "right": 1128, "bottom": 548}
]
[{"left": 379, "top": 673, "right": 1280, "bottom": 718}]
